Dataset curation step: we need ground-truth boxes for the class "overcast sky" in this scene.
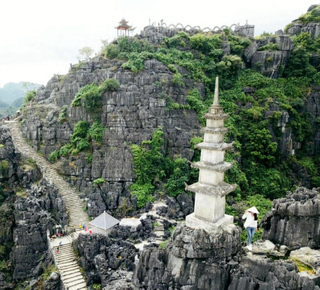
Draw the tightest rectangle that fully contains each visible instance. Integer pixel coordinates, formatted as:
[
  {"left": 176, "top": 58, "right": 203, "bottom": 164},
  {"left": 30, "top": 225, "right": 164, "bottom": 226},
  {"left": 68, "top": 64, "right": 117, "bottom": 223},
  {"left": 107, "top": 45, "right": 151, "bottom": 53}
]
[{"left": 0, "top": 0, "right": 317, "bottom": 88}]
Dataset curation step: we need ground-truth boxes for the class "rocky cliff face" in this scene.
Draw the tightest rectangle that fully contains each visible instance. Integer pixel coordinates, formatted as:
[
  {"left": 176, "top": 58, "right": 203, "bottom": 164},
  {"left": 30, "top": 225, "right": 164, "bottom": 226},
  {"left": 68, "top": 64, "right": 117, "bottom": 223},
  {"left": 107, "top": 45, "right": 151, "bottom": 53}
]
[
  {"left": 73, "top": 233, "right": 138, "bottom": 288},
  {"left": 0, "top": 125, "right": 19, "bottom": 188},
  {"left": 244, "top": 34, "right": 294, "bottom": 78},
  {"left": 12, "top": 178, "right": 69, "bottom": 279},
  {"left": 21, "top": 58, "right": 202, "bottom": 217},
  {"left": 286, "top": 4, "right": 320, "bottom": 39},
  {"left": 0, "top": 125, "right": 67, "bottom": 287},
  {"left": 261, "top": 187, "right": 320, "bottom": 249}
]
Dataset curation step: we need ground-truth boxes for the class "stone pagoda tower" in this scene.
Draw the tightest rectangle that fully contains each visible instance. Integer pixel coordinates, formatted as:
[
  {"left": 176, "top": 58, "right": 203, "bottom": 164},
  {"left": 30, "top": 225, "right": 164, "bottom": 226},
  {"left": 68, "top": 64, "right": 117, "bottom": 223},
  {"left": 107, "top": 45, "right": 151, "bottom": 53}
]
[{"left": 186, "top": 77, "right": 237, "bottom": 233}]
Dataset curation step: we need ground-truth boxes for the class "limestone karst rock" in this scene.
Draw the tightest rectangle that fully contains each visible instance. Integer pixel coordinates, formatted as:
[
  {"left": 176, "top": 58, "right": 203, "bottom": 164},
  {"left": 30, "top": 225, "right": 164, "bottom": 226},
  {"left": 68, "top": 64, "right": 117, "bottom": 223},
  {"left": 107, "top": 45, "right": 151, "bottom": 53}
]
[
  {"left": 261, "top": 187, "right": 320, "bottom": 249},
  {"left": 20, "top": 58, "right": 203, "bottom": 218}
]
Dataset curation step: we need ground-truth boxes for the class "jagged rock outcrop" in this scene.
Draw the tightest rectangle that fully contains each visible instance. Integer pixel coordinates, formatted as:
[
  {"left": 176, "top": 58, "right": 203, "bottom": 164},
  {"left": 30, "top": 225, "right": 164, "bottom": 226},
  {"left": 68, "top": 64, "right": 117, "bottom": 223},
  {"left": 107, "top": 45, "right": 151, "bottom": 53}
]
[
  {"left": 42, "top": 271, "right": 62, "bottom": 290},
  {"left": 0, "top": 125, "right": 19, "bottom": 186},
  {"left": 12, "top": 178, "right": 69, "bottom": 279},
  {"left": 306, "top": 88, "right": 320, "bottom": 156},
  {"left": 287, "top": 22, "right": 320, "bottom": 38},
  {"left": 133, "top": 224, "right": 242, "bottom": 289},
  {"left": 286, "top": 5, "right": 320, "bottom": 38},
  {"left": 261, "top": 187, "right": 320, "bottom": 249},
  {"left": 73, "top": 233, "right": 138, "bottom": 288},
  {"left": 244, "top": 35, "right": 294, "bottom": 78},
  {"left": 109, "top": 215, "right": 154, "bottom": 242},
  {"left": 0, "top": 125, "right": 66, "bottom": 286},
  {"left": 228, "top": 255, "right": 320, "bottom": 290}
]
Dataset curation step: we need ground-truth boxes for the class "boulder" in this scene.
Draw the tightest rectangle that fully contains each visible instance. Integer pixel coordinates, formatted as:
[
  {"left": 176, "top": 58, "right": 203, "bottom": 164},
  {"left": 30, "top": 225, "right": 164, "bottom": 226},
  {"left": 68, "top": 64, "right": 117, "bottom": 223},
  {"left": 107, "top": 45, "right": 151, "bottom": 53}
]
[{"left": 290, "top": 247, "right": 320, "bottom": 275}]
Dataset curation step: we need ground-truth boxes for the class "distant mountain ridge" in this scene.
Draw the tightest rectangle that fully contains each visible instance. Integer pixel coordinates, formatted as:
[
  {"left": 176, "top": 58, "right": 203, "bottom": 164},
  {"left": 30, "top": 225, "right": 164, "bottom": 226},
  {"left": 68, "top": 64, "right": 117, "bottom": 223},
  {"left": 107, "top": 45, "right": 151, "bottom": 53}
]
[
  {"left": 0, "top": 82, "right": 42, "bottom": 106},
  {"left": 0, "top": 82, "right": 42, "bottom": 118}
]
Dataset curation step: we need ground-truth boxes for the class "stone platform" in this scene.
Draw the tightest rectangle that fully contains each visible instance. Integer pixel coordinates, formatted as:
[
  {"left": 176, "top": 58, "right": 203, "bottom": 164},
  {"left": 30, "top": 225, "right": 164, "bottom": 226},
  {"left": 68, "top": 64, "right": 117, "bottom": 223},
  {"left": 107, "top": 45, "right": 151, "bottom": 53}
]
[{"left": 186, "top": 212, "right": 234, "bottom": 233}]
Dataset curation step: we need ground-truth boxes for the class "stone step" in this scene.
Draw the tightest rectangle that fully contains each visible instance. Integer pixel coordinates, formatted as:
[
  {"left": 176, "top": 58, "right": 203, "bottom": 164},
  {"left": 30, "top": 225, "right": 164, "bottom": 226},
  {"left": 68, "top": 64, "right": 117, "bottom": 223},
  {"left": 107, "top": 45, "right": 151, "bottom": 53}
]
[
  {"left": 61, "top": 271, "right": 84, "bottom": 281},
  {"left": 68, "top": 282, "right": 87, "bottom": 290},
  {"left": 55, "top": 256, "right": 75, "bottom": 263},
  {"left": 61, "top": 268, "right": 82, "bottom": 277},
  {"left": 54, "top": 250, "right": 74, "bottom": 256},
  {"left": 63, "top": 273, "right": 85, "bottom": 284},
  {"left": 59, "top": 264, "right": 80, "bottom": 272},
  {"left": 56, "top": 247, "right": 73, "bottom": 253},
  {"left": 58, "top": 261, "right": 79, "bottom": 269},
  {"left": 65, "top": 279, "right": 87, "bottom": 288}
]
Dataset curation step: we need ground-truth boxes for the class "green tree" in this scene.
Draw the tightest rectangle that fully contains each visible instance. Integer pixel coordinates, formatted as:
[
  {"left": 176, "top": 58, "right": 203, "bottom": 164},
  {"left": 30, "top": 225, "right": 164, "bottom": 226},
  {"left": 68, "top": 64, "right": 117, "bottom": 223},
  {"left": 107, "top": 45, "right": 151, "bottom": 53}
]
[{"left": 78, "top": 46, "right": 94, "bottom": 61}]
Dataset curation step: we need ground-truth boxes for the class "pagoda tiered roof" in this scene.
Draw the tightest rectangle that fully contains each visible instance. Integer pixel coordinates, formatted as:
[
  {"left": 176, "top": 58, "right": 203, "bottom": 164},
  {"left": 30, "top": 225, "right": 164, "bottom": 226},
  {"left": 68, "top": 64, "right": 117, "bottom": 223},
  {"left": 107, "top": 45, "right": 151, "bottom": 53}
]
[
  {"left": 116, "top": 19, "right": 132, "bottom": 30},
  {"left": 202, "top": 127, "right": 228, "bottom": 134},
  {"left": 204, "top": 112, "right": 229, "bottom": 120},
  {"left": 191, "top": 161, "right": 233, "bottom": 172},
  {"left": 195, "top": 141, "right": 234, "bottom": 151},
  {"left": 185, "top": 181, "right": 237, "bottom": 197}
]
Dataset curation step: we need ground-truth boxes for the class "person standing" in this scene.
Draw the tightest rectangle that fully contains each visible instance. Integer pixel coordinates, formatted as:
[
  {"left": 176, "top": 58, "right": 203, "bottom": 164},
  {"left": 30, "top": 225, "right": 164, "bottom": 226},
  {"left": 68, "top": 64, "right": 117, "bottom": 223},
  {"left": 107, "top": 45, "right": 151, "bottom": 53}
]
[{"left": 242, "top": 206, "right": 259, "bottom": 251}]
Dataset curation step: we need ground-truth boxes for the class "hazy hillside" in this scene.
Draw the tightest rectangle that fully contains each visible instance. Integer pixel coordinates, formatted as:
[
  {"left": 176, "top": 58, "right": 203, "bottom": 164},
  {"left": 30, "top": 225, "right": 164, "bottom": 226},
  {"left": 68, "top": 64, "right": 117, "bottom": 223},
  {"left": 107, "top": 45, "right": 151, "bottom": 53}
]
[
  {"left": 0, "top": 82, "right": 41, "bottom": 118},
  {"left": 0, "top": 82, "right": 41, "bottom": 105}
]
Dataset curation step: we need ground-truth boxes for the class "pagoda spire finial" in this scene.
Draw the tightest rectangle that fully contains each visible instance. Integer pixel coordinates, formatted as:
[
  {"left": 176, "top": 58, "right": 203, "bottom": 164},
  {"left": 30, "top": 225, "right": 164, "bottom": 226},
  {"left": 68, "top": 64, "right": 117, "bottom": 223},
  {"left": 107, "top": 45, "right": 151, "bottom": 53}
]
[{"left": 213, "top": 76, "right": 219, "bottom": 106}]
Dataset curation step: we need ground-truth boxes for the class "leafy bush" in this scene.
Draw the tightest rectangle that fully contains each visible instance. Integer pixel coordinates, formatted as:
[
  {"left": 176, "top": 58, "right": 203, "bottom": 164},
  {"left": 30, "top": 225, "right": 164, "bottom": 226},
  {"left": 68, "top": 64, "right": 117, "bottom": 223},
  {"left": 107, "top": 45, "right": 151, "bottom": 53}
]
[
  {"left": 0, "top": 160, "right": 9, "bottom": 173},
  {"left": 88, "top": 122, "right": 106, "bottom": 144},
  {"left": 49, "top": 151, "right": 59, "bottom": 163},
  {"left": 59, "top": 105, "right": 68, "bottom": 123},
  {"left": 186, "top": 89, "right": 206, "bottom": 125},
  {"left": 86, "top": 153, "right": 93, "bottom": 164},
  {"left": 93, "top": 178, "right": 106, "bottom": 187},
  {"left": 72, "top": 84, "right": 96, "bottom": 107},
  {"left": 104, "top": 43, "right": 120, "bottom": 59},
  {"left": 24, "top": 90, "right": 36, "bottom": 104},
  {"left": 76, "top": 139, "right": 90, "bottom": 151},
  {"left": 258, "top": 43, "right": 279, "bottom": 51},
  {"left": 100, "top": 78, "right": 120, "bottom": 92},
  {"left": 83, "top": 84, "right": 102, "bottom": 112},
  {"left": 165, "top": 158, "right": 190, "bottom": 197},
  {"left": 72, "top": 79, "right": 120, "bottom": 111},
  {"left": 297, "top": 5, "right": 320, "bottom": 24},
  {"left": 172, "top": 73, "right": 184, "bottom": 86},
  {"left": 71, "top": 121, "right": 90, "bottom": 143},
  {"left": 130, "top": 128, "right": 167, "bottom": 207},
  {"left": 130, "top": 182, "right": 154, "bottom": 208},
  {"left": 59, "top": 143, "right": 73, "bottom": 157}
]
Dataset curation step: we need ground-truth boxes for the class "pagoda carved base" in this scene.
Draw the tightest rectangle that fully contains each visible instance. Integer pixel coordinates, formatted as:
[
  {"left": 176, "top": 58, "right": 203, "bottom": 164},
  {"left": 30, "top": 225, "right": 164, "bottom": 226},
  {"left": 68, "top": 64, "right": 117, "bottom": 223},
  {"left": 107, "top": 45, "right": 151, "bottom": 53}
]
[{"left": 186, "top": 212, "right": 234, "bottom": 234}]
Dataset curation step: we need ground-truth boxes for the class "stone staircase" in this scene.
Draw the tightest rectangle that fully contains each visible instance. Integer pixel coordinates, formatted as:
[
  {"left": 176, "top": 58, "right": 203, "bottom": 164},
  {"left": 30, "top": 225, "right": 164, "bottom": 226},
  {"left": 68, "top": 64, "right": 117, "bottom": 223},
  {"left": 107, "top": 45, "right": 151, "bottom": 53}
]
[
  {"left": 52, "top": 242, "right": 87, "bottom": 290},
  {"left": 5, "top": 121, "right": 90, "bottom": 228},
  {"left": 5, "top": 120, "right": 89, "bottom": 289}
]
